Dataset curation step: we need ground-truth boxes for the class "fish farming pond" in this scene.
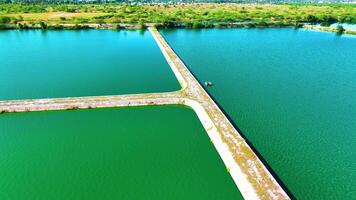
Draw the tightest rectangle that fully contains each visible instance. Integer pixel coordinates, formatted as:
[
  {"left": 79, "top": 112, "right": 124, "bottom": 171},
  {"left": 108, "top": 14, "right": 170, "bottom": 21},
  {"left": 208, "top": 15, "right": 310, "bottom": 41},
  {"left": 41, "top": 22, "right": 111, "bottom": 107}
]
[
  {"left": 0, "top": 30, "right": 180, "bottom": 100},
  {"left": 161, "top": 27, "right": 356, "bottom": 199},
  {"left": 0, "top": 106, "right": 243, "bottom": 200}
]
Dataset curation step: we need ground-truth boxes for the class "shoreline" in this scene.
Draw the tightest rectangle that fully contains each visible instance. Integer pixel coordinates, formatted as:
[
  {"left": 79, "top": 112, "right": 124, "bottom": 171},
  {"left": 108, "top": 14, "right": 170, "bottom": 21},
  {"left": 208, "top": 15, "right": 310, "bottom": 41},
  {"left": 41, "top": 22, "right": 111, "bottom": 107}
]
[
  {"left": 0, "top": 21, "right": 299, "bottom": 30},
  {"left": 1, "top": 22, "right": 355, "bottom": 35},
  {"left": 303, "top": 24, "right": 356, "bottom": 35}
]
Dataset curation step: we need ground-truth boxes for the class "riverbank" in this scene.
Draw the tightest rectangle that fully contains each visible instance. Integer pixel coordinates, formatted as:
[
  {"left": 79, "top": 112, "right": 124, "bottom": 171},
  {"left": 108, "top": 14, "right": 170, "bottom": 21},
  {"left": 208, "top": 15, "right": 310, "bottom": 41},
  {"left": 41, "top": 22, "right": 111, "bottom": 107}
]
[
  {"left": 303, "top": 24, "right": 356, "bottom": 35},
  {"left": 1, "top": 3, "right": 355, "bottom": 30},
  {"left": 2, "top": 21, "right": 355, "bottom": 36},
  {"left": 0, "top": 22, "right": 142, "bottom": 30},
  {"left": 0, "top": 21, "right": 297, "bottom": 30}
]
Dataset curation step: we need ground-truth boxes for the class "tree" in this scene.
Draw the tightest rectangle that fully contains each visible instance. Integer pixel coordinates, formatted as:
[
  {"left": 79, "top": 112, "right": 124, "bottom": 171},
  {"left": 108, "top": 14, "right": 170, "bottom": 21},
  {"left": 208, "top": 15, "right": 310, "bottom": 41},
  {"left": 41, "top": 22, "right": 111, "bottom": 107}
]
[
  {"left": 306, "top": 15, "right": 318, "bottom": 23},
  {"left": 336, "top": 25, "right": 345, "bottom": 34},
  {"left": 192, "top": 21, "right": 203, "bottom": 29},
  {"left": 114, "top": 24, "right": 122, "bottom": 30},
  {"left": 136, "top": 20, "right": 145, "bottom": 30},
  {"left": 39, "top": 21, "right": 47, "bottom": 29},
  {"left": 0, "top": 16, "right": 11, "bottom": 23}
]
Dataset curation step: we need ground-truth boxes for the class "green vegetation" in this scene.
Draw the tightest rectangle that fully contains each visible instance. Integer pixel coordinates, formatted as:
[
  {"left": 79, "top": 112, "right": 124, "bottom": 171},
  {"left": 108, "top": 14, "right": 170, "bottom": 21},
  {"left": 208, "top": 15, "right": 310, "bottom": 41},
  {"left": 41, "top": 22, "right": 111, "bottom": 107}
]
[
  {"left": 136, "top": 20, "right": 145, "bottom": 29},
  {"left": 0, "top": 15, "right": 10, "bottom": 23},
  {"left": 0, "top": 3, "right": 355, "bottom": 29},
  {"left": 336, "top": 24, "right": 345, "bottom": 34},
  {"left": 39, "top": 21, "right": 47, "bottom": 29}
]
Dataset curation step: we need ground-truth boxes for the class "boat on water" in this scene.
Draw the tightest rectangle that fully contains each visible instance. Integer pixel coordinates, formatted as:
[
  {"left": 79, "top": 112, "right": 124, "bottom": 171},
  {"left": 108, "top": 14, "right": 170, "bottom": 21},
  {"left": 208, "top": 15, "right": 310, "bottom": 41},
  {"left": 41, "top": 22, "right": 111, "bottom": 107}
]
[{"left": 204, "top": 81, "right": 213, "bottom": 87}]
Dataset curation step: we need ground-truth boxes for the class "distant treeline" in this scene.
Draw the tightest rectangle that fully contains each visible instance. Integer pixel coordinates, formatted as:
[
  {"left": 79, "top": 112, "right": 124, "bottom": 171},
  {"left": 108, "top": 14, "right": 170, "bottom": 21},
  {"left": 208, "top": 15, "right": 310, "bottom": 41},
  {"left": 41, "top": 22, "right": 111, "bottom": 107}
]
[
  {"left": 0, "top": 0, "right": 355, "bottom": 3},
  {"left": 0, "top": 3, "right": 355, "bottom": 30}
]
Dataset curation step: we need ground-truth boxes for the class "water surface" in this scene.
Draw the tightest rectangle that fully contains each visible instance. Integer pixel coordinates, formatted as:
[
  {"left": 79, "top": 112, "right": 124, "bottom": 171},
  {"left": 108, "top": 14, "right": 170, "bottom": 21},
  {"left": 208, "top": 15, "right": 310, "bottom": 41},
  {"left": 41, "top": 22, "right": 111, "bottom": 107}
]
[
  {"left": 0, "top": 30, "right": 179, "bottom": 100},
  {"left": 0, "top": 106, "right": 242, "bottom": 199},
  {"left": 162, "top": 28, "right": 356, "bottom": 199}
]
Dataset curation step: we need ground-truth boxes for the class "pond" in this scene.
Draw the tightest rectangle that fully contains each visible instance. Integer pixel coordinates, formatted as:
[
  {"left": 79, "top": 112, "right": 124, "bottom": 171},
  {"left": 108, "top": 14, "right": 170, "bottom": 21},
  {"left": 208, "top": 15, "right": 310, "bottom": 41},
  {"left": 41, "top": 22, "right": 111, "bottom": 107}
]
[
  {"left": 0, "top": 106, "right": 242, "bottom": 199},
  {"left": 0, "top": 30, "right": 179, "bottom": 100},
  {"left": 162, "top": 28, "right": 356, "bottom": 199}
]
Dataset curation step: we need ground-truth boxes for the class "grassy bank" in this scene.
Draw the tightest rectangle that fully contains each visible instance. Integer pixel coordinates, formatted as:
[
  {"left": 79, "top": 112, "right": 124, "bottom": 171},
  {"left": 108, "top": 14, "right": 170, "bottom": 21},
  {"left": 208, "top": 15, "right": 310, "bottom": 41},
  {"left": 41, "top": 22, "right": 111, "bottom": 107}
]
[
  {"left": 0, "top": 3, "right": 355, "bottom": 30},
  {"left": 303, "top": 24, "right": 356, "bottom": 35}
]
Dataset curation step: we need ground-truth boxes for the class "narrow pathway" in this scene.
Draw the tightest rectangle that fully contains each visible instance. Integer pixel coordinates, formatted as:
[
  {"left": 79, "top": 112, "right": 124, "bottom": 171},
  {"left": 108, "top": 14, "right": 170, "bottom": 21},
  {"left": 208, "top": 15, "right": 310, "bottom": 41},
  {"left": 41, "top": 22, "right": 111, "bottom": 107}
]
[
  {"left": 0, "top": 91, "right": 183, "bottom": 113},
  {"left": 0, "top": 27, "right": 290, "bottom": 200}
]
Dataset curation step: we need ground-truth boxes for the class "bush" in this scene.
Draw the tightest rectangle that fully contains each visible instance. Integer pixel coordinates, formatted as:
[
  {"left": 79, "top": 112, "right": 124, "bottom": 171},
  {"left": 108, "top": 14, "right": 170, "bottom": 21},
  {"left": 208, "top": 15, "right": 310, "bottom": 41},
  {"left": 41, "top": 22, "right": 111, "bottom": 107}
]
[
  {"left": 0, "top": 16, "right": 11, "bottom": 23},
  {"left": 17, "top": 23, "right": 29, "bottom": 29},
  {"left": 294, "top": 21, "right": 303, "bottom": 28},
  {"left": 183, "top": 22, "right": 192, "bottom": 28},
  {"left": 65, "top": 24, "right": 81, "bottom": 30},
  {"left": 320, "top": 21, "right": 331, "bottom": 27},
  {"left": 48, "top": 24, "right": 64, "bottom": 30},
  {"left": 39, "top": 21, "right": 47, "bottom": 29},
  {"left": 0, "top": 24, "right": 8, "bottom": 30},
  {"left": 255, "top": 20, "right": 269, "bottom": 27},
  {"left": 244, "top": 23, "right": 256, "bottom": 28},
  {"left": 74, "top": 18, "right": 88, "bottom": 24},
  {"left": 305, "top": 15, "right": 319, "bottom": 23},
  {"left": 192, "top": 21, "right": 203, "bottom": 29},
  {"left": 114, "top": 24, "right": 122, "bottom": 30},
  {"left": 136, "top": 20, "right": 145, "bottom": 30},
  {"left": 321, "top": 15, "right": 337, "bottom": 24},
  {"left": 161, "top": 21, "right": 175, "bottom": 28},
  {"left": 336, "top": 25, "right": 345, "bottom": 34}
]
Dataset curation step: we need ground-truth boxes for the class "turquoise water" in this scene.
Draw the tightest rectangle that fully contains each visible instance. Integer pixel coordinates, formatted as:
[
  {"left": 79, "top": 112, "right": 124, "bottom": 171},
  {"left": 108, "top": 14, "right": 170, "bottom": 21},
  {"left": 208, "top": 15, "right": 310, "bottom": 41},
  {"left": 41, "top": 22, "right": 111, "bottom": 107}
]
[
  {"left": 0, "top": 30, "right": 179, "bottom": 100},
  {"left": 0, "top": 106, "right": 243, "bottom": 199},
  {"left": 162, "top": 28, "right": 356, "bottom": 199}
]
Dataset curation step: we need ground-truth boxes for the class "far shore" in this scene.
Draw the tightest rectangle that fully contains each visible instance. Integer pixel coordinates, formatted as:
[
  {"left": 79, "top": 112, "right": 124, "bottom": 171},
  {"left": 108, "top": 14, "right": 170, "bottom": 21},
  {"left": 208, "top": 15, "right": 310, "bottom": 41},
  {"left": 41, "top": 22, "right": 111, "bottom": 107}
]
[
  {"left": 1, "top": 3, "right": 354, "bottom": 34},
  {"left": 303, "top": 24, "right": 356, "bottom": 35},
  {"left": 1, "top": 22, "right": 355, "bottom": 35},
  {"left": 0, "top": 21, "right": 297, "bottom": 30}
]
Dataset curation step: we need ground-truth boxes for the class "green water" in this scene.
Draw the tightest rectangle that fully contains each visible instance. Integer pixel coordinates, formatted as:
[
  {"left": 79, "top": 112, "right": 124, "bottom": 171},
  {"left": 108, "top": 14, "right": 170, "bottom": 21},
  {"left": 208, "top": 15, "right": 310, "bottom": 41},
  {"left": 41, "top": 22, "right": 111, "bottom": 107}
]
[
  {"left": 162, "top": 28, "right": 356, "bottom": 199},
  {"left": 0, "top": 30, "right": 179, "bottom": 100},
  {"left": 0, "top": 106, "right": 242, "bottom": 199}
]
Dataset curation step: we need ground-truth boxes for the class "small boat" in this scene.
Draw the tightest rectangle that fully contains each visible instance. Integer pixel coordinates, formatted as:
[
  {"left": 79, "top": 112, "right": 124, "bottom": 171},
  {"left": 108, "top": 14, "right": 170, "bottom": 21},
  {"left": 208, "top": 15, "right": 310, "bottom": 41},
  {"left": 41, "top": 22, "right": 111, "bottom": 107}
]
[{"left": 204, "top": 81, "right": 213, "bottom": 87}]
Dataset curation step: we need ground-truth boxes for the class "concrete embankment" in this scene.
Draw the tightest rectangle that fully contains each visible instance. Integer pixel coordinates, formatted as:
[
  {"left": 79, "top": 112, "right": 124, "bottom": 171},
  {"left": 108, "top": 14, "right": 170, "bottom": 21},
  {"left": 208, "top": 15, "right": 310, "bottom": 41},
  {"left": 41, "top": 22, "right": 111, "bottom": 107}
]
[
  {"left": 0, "top": 92, "right": 183, "bottom": 113},
  {"left": 149, "top": 27, "right": 289, "bottom": 200}
]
